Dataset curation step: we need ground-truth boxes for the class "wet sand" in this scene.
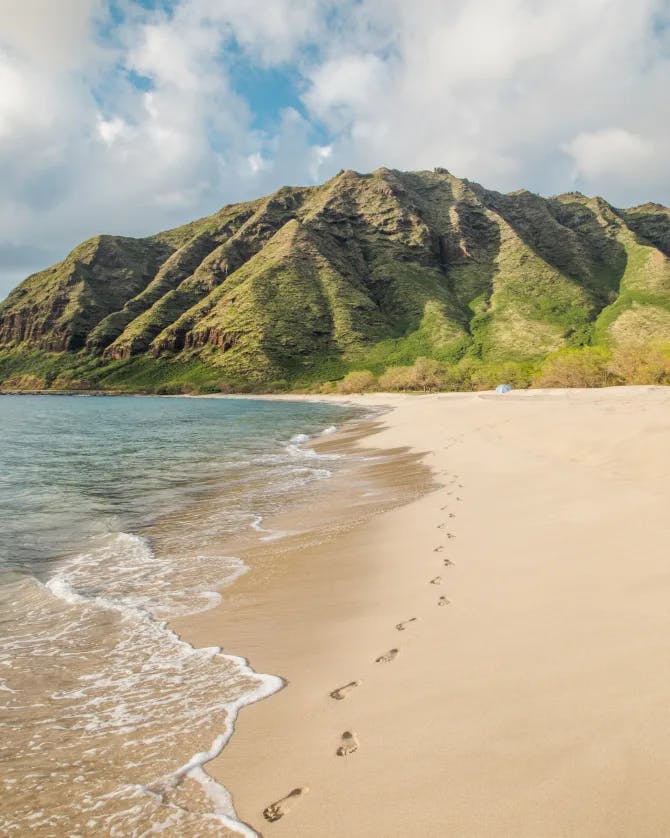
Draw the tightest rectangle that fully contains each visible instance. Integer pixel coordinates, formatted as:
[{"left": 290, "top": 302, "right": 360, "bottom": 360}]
[{"left": 184, "top": 387, "right": 670, "bottom": 837}]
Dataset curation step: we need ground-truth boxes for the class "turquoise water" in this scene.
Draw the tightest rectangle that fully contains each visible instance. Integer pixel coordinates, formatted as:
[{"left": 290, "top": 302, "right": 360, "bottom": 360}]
[
  {"left": 0, "top": 395, "right": 361, "bottom": 576},
  {"left": 0, "top": 395, "right": 366, "bottom": 836}
]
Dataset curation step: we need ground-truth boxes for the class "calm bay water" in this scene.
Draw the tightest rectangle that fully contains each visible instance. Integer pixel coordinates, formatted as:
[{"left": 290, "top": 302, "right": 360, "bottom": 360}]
[{"left": 0, "top": 395, "right": 365, "bottom": 836}]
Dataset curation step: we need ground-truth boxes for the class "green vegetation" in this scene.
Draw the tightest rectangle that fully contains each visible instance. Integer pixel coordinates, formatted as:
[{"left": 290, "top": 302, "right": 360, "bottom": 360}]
[
  {"left": 1, "top": 168, "right": 669, "bottom": 393},
  {"left": 336, "top": 370, "right": 377, "bottom": 394}
]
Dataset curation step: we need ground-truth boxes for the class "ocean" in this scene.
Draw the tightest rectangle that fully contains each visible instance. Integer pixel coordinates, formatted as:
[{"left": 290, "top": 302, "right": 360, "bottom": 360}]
[{"left": 0, "top": 394, "right": 368, "bottom": 836}]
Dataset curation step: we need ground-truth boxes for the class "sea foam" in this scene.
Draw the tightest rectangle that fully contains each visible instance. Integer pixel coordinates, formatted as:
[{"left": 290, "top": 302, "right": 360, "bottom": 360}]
[{"left": 40, "top": 531, "right": 282, "bottom": 836}]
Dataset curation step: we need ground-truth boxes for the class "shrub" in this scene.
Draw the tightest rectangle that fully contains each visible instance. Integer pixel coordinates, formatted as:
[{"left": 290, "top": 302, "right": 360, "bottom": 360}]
[
  {"left": 379, "top": 357, "right": 447, "bottom": 391},
  {"left": 264, "top": 379, "right": 289, "bottom": 393},
  {"left": 441, "top": 357, "right": 479, "bottom": 391},
  {"left": 217, "top": 381, "right": 238, "bottom": 394},
  {"left": 533, "top": 347, "right": 615, "bottom": 388},
  {"left": 179, "top": 383, "right": 200, "bottom": 395},
  {"left": 50, "top": 377, "right": 92, "bottom": 390},
  {"left": 1, "top": 373, "right": 46, "bottom": 390},
  {"left": 469, "top": 361, "right": 534, "bottom": 391},
  {"left": 378, "top": 364, "right": 413, "bottom": 391},
  {"left": 410, "top": 357, "right": 447, "bottom": 391},
  {"left": 154, "top": 383, "right": 186, "bottom": 395},
  {"left": 336, "top": 370, "right": 377, "bottom": 394},
  {"left": 609, "top": 341, "right": 670, "bottom": 385}
]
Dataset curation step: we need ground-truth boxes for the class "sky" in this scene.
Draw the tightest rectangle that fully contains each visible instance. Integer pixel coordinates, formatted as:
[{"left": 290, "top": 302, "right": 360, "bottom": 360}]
[{"left": 0, "top": 0, "right": 668, "bottom": 299}]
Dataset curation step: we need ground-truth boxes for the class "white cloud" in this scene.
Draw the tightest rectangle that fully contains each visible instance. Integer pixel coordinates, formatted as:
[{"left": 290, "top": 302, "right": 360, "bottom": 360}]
[
  {"left": 194, "top": 0, "right": 323, "bottom": 64},
  {"left": 0, "top": 0, "right": 668, "bottom": 299},
  {"left": 247, "top": 152, "right": 269, "bottom": 174},
  {"left": 0, "top": 0, "right": 104, "bottom": 70},
  {"left": 309, "top": 144, "right": 333, "bottom": 181},
  {"left": 298, "top": 0, "right": 669, "bottom": 201},
  {"left": 96, "top": 115, "right": 129, "bottom": 146},
  {"left": 562, "top": 128, "right": 663, "bottom": 205},
  {"left": 564, "top": 129, "right": 655, "bottom": 179},
  {"left": 305, "top": 54, "right": 389, "bottom": 124}
]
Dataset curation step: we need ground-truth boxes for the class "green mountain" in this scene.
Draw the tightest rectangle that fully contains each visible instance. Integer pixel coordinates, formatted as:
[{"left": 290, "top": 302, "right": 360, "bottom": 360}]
[{"left": 1, "top": 168, "right": 669, "bottom": 392}]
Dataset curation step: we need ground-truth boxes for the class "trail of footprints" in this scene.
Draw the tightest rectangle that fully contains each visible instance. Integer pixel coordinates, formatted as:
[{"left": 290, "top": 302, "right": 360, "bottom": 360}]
[
  {"left": 395, "top": 617, "right": 417, "bottom": 631},
  {"left": 262, "top": 474, "right": 463, "bottom": 823},
  {"left": 375, "top": 647, "right": 399, "bottom": 664},
  {"left": 329, "top": 680, "right": 361, "bottom": 700},
  {"left": 336, "top": 730, "right": 359, "bottom": 756},
  {"left": 263, "top": 787, "right": 309, "bottom": 823}
]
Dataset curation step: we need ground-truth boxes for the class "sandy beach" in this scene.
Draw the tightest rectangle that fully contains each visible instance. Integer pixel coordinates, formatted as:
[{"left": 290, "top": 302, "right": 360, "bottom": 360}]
[{"left": 181, "top": 386, "right": 670, "bottom": 837}]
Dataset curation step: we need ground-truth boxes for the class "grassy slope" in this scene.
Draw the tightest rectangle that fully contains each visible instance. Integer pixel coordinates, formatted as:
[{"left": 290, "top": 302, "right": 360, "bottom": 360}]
[
  {"left": 1, "top": 169, "right": 669, "bottom": 392},
  {"left": 0, "top": 236, "right": 173, "bottom": 351}
]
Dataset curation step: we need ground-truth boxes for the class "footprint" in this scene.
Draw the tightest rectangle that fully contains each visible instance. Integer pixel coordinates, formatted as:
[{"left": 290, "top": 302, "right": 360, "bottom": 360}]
[
  {"left": 448, "top": 513, "right": 455, "bottom": 518},
  {"left": 430, "top": 576, "right": 442, "bottom": 585},
  {"left": 443, "top": 557, "right": 454, "bottom": 567},
  {"left": 438, "top": 596, "right": 450, "bottom": 606},
  {"left": 330, "top": 680, "right": 361, "bottom": 700},
  {"left": 336, "top": 730, "right": 359, "bottom": 756},
  {"left": 395, "top": 617, "right": 417, "bottom": 631},
  {"left": 376, "top": 648, "right": 398, "bottom": 664},
  {"left": 447, "top": 532, "right": 456, "bottom": 539},
  {"left": 263, "top": 787, "right": 309, "bottom": 822},
  {"left": 433, "top": 545, "right": 445, "bottom": 553}
]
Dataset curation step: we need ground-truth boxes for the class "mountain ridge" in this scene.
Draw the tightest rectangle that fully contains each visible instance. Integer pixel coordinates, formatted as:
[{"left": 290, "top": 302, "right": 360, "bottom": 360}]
[{"left": 1, "top": 167, "right": 669, "bottom": 392}]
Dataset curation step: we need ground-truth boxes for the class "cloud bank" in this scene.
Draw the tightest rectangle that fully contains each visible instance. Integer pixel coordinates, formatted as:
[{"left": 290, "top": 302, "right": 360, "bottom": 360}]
[{"left": 0, "top": 0, "right": 668, "bottom": 297}]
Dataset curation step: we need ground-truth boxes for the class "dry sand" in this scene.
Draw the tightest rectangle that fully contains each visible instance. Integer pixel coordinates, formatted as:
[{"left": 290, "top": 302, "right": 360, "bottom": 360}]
[{"left": 193, "top": 386, "right": 670, "bottom": 837}]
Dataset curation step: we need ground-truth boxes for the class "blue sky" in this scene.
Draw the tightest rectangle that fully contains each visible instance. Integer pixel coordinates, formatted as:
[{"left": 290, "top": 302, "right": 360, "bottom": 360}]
[{"left": 0, "top": 0, "right": 668, "bottom": 299}]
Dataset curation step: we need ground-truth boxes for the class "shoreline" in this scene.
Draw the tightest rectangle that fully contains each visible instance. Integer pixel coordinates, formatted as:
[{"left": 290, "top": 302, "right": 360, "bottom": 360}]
[
  {"left": 178, "top": 386, "right": 670, "bottom": 836},
  {"left": 168, "top": 403, "right": 433, "bottom": 835},
  {"left": 7, "top": 384, "right": 670, "bottom": 407},
  {"left": 1, "top": 393, "right": 382, "bottom": 836}
]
